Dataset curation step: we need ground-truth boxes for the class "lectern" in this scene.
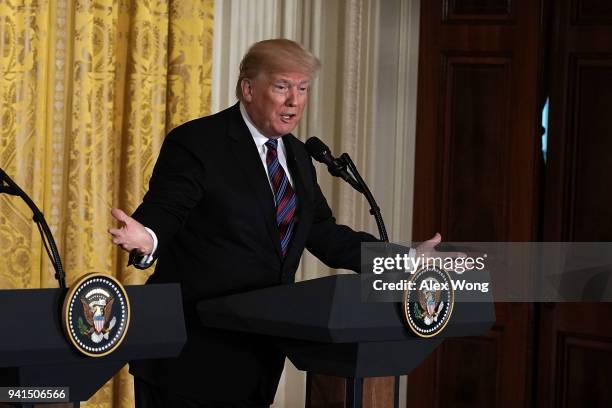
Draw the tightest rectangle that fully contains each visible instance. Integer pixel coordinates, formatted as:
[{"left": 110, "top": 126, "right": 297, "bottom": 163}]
[
  {"left": 197, "top": 274, "right": 495, "bottom": 408},
  {"left": 0, "top": 284, "right": 186, "bottom": 406}
]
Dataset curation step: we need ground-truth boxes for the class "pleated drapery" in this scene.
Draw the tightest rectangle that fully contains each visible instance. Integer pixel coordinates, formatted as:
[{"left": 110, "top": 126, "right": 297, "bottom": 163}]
[{"left": 0, "top": 1, "right": 214, "bottom": 406}]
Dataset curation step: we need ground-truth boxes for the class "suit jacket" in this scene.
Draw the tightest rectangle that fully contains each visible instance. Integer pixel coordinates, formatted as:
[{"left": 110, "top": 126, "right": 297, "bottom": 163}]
[{"left": 129, "top": 103, "right": 376, "bottom": 404}]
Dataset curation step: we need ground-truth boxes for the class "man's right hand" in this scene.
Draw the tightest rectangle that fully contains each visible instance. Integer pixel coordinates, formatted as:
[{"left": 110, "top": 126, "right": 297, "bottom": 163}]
[{"left": 108, "top": 208, "right": 154, "bottom": 255}]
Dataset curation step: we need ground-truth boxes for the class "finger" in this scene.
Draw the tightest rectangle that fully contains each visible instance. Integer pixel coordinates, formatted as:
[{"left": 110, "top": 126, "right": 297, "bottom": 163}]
[
  {"left": 427, "top": 232, "right": 441, "bottom": 245},
  {"left": 111, "top": 208, "right": 130, "bottom": 224},
  {"left": 120, "top": 244, "right": 134, "bottom": 252},
  {"left": 419, "top": 234, "right": 441, "bottom": 252},
  {"left": 108, "top": 228, "right": 122, "bottom": 236}
]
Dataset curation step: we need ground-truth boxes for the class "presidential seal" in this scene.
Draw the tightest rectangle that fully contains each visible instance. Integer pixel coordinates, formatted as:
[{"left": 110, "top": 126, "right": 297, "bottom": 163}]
[
  {"left": 62, "top": 273, "right": 130, "bottom": 357},
  {"left": 403, "top": 265, "right": 454, "bottom": 338}
]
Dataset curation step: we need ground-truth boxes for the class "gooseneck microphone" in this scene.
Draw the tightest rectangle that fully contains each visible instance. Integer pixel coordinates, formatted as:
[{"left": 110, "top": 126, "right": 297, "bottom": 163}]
[
  {"left": 305, "top": 137, "right": 388, "bottom": 242},
  {"left": 305, "top": 137, "right": 363, "bottom": 193},
  {"left": 0, "top": 167, "right": 66, "bottom": 288}
]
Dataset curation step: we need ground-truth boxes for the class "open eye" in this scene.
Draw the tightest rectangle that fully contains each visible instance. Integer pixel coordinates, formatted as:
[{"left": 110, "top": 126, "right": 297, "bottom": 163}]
[
  {"left": 274, "top": 83, "right": 288, "bottom": 92},
  {"left": 298, "top": 82, "right": 311, "bottom": 94}
]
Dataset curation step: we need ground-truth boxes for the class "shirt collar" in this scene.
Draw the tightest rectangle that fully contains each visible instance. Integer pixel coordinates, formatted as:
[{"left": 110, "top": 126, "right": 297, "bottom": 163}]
[{"left": 239, "top": 102, "right": 274, "bottom": 152}]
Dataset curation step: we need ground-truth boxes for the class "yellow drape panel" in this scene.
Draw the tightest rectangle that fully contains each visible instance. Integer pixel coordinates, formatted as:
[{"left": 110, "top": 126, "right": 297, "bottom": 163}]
[{"left": 0, "top": 0, "right": 214, "bottom": 406}]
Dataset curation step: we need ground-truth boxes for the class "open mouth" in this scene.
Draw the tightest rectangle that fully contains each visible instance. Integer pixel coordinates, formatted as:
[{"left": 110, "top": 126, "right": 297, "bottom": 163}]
[{"left": 280, "top": 113, "right": 296, "bottom": 121}]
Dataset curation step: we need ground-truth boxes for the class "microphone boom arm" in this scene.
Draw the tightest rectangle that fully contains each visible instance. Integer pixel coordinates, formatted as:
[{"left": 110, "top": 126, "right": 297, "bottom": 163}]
[
  {"left": 329, "top": 157, "right": 364, "bottom": 193},
  {"left": 338, "top": 153, "right": 389, "bottom": 243},
  {"left": 0, "top": 168, "right": 66, "bottom": 288}
]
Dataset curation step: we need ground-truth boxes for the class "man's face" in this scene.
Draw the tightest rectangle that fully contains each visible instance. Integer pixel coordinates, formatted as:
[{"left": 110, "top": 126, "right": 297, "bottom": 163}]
[{"left": 241, "top": 71, "right": 311, "bottom": 138}]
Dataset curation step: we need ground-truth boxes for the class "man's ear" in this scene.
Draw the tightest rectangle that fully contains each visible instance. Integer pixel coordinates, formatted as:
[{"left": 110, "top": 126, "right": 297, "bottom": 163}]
[{"left": 240, "top": 78, "right": 253, "bottom": 102}]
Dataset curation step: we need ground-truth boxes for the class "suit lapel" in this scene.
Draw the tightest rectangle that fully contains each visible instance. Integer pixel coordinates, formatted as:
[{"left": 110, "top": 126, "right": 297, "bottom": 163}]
[
  {"left": 283, "top": 135, "right": 314, "bottom": 265},
  {"left": 284, "top": 135, "right": 314, "bottom": 201},
  {"left": 226, "top": 104, "right": 283, "bottom": 259}
]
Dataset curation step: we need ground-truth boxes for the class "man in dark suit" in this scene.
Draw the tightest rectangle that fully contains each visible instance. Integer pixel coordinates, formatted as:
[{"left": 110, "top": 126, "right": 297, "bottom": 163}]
[{"left": 109, "top": 39, "right": 439, "bottom": 407}]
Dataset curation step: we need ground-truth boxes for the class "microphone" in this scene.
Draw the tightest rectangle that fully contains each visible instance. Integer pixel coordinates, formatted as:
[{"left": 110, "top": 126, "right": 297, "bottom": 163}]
[
  {"left": 305, "top": 137, "right": 389, "bottom": 242},
  {"left": 305, "top": 137, "right": 363, "bottom": 192},
  {"left": 0, "top": 167, "right": 66, "bottom": 288}
]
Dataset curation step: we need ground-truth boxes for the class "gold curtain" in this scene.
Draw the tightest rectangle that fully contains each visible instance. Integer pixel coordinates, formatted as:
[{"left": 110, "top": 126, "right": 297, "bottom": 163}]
[{"left": 0, "top": 0, "right": 214, "bottom": 406}]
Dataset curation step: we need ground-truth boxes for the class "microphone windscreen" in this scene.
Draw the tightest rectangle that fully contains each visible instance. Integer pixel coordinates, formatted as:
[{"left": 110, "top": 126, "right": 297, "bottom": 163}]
[{"left": 305, "top": 137, "right": 330, "bottom": 163}]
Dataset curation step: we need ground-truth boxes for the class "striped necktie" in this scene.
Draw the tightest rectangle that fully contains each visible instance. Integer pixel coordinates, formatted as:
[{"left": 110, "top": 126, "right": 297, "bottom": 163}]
[{"left": 265, "top": 139, "right": 297, "bottom": 256}]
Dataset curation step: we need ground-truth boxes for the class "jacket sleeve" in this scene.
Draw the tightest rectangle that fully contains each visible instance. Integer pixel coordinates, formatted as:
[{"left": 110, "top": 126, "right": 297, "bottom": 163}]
[
  {"left": 130, "top": 128, "right": 206, "bottom": 264},
  {"left": 305, "top": 164, "right": 379, "bottom": 273}
]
